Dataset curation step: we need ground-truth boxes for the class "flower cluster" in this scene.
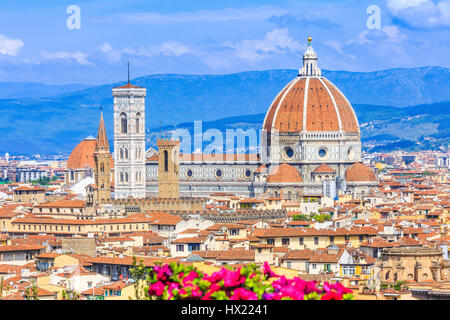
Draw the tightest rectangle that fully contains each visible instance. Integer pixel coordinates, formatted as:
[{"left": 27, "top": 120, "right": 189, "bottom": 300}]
[{"left": 146, "top": 262, "right": 353, "bottom": 300}]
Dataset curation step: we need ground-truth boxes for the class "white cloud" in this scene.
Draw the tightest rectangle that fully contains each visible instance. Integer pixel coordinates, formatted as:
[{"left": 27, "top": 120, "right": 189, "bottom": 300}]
[
  {"left": 386, "top": 0, "right": 429, "bottom": 14},
  {"left": 386, "top": 0, "right": 450, "bottom": 28},
  {"left": 100, "top": 41, "right": 191, "bottom": 62},
  {"left": 117, "top": 6, "right": 286, "bottom": 24},
  {"left": 324, "top": 40, "right": 356, "bottom": 59},
  {"left": 99, "top": 43, "right": 113, "bottom": 53},
  {"left": 41, "top": 50, "right": 94, "bottom": 66},
  {"left": 0, "top": 34, "right": 24, "bottom": 56},
  {"left": 221, "top": 28, "right": 302, "bottom": 62},
  {"left": 348, "top": 25, "right": 408, "bottom": 45}
]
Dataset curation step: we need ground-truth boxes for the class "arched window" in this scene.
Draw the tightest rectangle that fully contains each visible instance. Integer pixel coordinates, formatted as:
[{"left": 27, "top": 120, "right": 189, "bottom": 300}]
[
  {"left": 136, "top": 172, "right": 139, "bottom": 182},
  {"left": 125, "top": 148, "right": 128, "bottom": 160},
  {"left": 164, "top": 150, "right": 168, "bottom": 172},
  {"left": 125, "top": 172, "right": 129, "bottom": 183},
  {"left": 136, "top": 112, "right": 140, "bottom": 133},
  {"left": 120, "top": 113, "right": 127, "bottom": 134},
  {"left": 120, "top": 172, "right": 124, "bottom": 183},
  {"left": 120, "top": 148, "right": 124, "bottom": 160},
  {"left": 287, "top": 191, "right": 292, "bottom": 200},
  {"left": 100, "top": 163, "right": 104, "bottom": 173}
]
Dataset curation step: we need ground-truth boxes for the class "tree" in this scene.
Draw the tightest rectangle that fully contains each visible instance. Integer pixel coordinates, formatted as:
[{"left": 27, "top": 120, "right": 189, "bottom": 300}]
[
  {"left": 313, "top": 214, "right": 332, "bottom": 223},
  {"left": 24, "top": 283, "right": 39, "bottom": 300},
  {"left": 129, "top": 256, "right": 149, "bottom": 300},
  {"left": 62, "top": 289, "right": 80, "bottom": 300},
  {"left": 292, "top": 214, "right": 309, "bottom": 221}
]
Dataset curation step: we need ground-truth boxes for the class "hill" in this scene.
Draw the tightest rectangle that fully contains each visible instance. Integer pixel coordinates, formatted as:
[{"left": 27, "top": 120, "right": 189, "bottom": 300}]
[{"left": 1, "top": 66, "right": 449, "bottom": 155}]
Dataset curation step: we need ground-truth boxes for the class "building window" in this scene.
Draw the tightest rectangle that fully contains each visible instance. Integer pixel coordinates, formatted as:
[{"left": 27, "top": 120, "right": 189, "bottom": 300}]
[
  {"left": 282, "top": 238, "right": 290, "bottom": 246},
  {"left": 359, "top": 235, "right": 364, "bottom": 242},
  {"left": 299, "top": 237, "right": 304, "bottom": 245},
  {"left": 330, "top": 236, "right": 334, "bottom": 244},
  {"left": 284, "top": 147, "right": 294, "bottom": 159},
  {"left": 267, "top": 238, "right": 275, "bottom": 245},
  {"left": 215, "top": 169, "right": 223, "bottom": 179},
  {"left": 120, "top": 113, "right": 127, "bottom": 134},
  {"left": 136, "top": 113, "right": 140, "bottom": 134},
  {"left": 314, "top": 237, "right": 319, "bottom": 245},
  {"left": 176, "top": 245, "right": 184, "bottom": 252},
  {"left": 164, "top": 150, "right": 168, "bottom": 172},
  {"left": 318, "top": 148, "right": 327, "bottom": 158},
  {"left": 342, "top": 266, "right": 355, "bottom": 276}
]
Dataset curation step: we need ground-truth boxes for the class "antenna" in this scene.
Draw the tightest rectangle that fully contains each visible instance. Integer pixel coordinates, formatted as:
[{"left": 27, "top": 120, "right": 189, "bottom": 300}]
[{"left": 127, "top": 61, "right": 130, "bottom": 84}]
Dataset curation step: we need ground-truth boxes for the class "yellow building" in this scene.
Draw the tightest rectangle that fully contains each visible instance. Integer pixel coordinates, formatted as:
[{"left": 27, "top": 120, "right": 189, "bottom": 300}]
[{"left": 254, "top": 227, "right": 377, "bottom": 250}]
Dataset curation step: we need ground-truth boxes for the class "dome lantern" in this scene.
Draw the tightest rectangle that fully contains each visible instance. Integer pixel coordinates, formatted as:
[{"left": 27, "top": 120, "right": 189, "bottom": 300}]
[{"left": 299, "top": 36, "right": 321, "bottom": 77}]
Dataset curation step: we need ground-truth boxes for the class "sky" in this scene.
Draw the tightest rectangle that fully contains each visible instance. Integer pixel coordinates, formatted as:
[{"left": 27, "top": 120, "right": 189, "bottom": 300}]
[{"left": 0, "top": 0, "right": 449, "bottom": 84}]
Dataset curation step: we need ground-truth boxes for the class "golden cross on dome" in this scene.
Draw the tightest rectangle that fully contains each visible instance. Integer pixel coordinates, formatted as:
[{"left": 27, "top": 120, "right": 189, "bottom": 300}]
[{"left": 308, "top": 35, "right": 312, "bottom": 45}]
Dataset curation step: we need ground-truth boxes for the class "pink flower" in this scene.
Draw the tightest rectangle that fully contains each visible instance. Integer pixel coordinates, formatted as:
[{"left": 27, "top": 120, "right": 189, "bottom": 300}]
[
  {"left": 278, "top": 285, "right": 305, "bottom": 300},
  {"left": 183, "top": 271, "right": 198, "bottom": 283},
  {"left": 223, "top": 269, "right": 245, "bottom": 288},
  {"left": 149, "top": 281, "right": 165, "bottom": 296},
  {"left": 231, "top": 288, "right": 258, "bottom": 300},
  {"left": 263, "top": 262, "right": 278, "bottom": 278},
  {"left": 321, "top": 291, "right": 343, "bottom": 300}
]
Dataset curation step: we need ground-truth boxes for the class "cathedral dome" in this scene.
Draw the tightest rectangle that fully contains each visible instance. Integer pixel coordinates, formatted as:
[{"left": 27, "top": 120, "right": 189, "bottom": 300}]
[
  {"left": 67, "top": 136, "right": 114, "bottom": 170},
  {"left": 263, "top": 38, "right": 359, "bottom": 134},
  {"left": 345, "top": 163, "right": 377, "bottom": 182},
  {"left": 67, "top": 136, "right": 97, "bottom": 170},
  {"left": 267, "top": 163, "right": 303, "bottom": 183}
]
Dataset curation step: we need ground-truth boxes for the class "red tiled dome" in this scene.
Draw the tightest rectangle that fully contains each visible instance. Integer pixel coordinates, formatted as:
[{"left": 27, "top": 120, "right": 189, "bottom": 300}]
[
  {"left": 67, "top": 137, "right": 113, "bottom": 170},
  {"left": 312, "top": 163, "right": 335, "bottom": 174},
  {"left": 267, "top": 163, "right": 302, "bottom": 183},
  {"left": 67, "top": 137, "right": 97, "bottom": 170},
  {"left": 263, "top": 77, "right": 359, "bottom": 133},
  {"left": 345, "top": 163, "right": 377, "bottom": 182}
]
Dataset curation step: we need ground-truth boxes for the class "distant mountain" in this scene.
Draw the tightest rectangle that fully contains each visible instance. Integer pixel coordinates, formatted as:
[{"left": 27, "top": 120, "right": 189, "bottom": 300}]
[
  {"left": 0, "top": 82, "right": 94, "bottom": 99},
  {"left": 1, "top": 66, "right": 449, "bottom": 155},
  {"left": 148, "top": 101, "right": 450, "bottom": 153}
]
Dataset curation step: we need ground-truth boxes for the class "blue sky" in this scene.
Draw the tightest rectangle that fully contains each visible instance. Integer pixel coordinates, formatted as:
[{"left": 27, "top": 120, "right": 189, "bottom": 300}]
[{"left": 0, "top": 0, "right": 449, "bottom": 84}]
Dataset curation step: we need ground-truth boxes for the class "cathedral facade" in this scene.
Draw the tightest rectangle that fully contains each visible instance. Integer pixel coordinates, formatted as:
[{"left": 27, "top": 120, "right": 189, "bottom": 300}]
[
  {"left": 67, "top": 38, "right": 377, "bottom": 201},
  {"left": 143, "top": 38, "right": 377, "bottom": 200}
]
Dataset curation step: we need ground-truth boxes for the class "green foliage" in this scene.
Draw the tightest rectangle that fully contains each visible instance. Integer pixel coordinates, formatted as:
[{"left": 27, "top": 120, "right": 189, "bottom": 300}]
[
  {"left": 313, "top": 214, "right": 332, "bottom": 223},
  {"left": 292, "top": 214, "right": 309, "bottom": 221},
  {"left": 61, "top": 289, "right": 80, "bottom": 300},
  {"left": 393, "top": 281, "right": 406, "bottom": 291},
  {"left": 129, "top": 256, "right": 149, "bottom": 300},
  {"left": 24, "top": 283, "right": 39, "bottom": 300}
]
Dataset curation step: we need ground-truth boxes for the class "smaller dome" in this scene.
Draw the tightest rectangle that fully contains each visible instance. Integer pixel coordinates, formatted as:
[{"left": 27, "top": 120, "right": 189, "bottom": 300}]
[
  {"left": 67, "top": 137, "right": 97, "bottom": 170},
  {"left": 267, "top": 163, "right": 302, "bottom": 183},
  {"left": 345, "top": 163, "right": 377, "bottom": 182},
  {"left": 312, "top": 164, "right": 335, "bottom": 174}
]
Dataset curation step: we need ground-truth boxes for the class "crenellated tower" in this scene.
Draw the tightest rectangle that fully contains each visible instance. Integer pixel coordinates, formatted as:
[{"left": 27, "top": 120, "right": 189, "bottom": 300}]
[{"left": 157, "top": 139, "right": 180, "bottom": 198}]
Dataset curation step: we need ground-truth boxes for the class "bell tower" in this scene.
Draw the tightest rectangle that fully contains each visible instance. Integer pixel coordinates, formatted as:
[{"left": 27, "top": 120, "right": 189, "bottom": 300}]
[
  {"left": 157, "top": 139, "right": 180, "bottom": 198},
  {"left": 113, "top": 76, "right": 147, "bottom": 199},
  {"left": 94, "top": 110, "right": 112, "bottom": 204}
]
